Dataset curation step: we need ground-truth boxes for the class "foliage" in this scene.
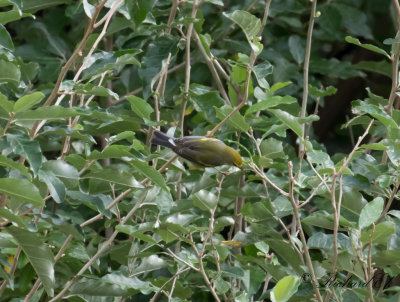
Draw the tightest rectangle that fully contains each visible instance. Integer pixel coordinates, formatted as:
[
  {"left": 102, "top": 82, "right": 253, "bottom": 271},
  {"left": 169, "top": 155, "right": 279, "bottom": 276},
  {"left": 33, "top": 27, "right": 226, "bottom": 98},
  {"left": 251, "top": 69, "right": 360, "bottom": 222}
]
[{"left": 0, "top": 0, "right": 399, "bottom": 301}]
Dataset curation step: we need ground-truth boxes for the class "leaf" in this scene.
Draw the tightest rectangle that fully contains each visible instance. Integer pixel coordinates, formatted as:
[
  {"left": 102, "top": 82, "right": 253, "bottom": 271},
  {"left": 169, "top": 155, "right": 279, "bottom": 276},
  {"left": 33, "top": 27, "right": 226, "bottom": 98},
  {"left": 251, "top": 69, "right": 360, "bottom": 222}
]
[
  {"left": 15, "top": 106, "right": 79, "bottom": 120},
  {"left": 223, "top": 10, "right": 263, "bottom": 54},
  {"left": 126, "top": 95, "right": 154, "bottom": 120},
  {"left": 38, "top": 169, "right": 66, "bottom": 203},
  {"left": 268, "top": 109, "right": 303, "bottom": 138},
  {"left": 88, "top": 145, "right": 132, "bottom": 160},
  {"left": 131, "top": 159, "right": 168, "bottom": 191},
  {"left": 247, "top": 92, "right": 296, "bottom": 115},
  {"left": 0, "top": 23, "right": 14, "bottom": 51},
  {"left": 82, "top": 169, "right": 144, "bottom": 188},
  {"left": 353, "top": 101, "right": 397, "bottom": 128},
  {"left": 13, "top": 91, "right": 44, "bottom": 112},
  {"left": 345, "top": 36, "right": 389, "bottom": 58},
  {"left": 271, "top": 275, "right": 300, "bottom": 302},
  {"left": 253, "top": 61, "right": 273, "bottom": 88},
  {"left": 359, "top": 197, "right": 384, "bottom": 229},
  {"left": 215, "top": 105, "right": 250, "bottom": 132},
  {"left": 308, "top": 85, "right": 337, "bottom": 97},
  {"left": 0, "top": 92, "right": 14, "bottom": 113},
  {"left": 359, "top": 143, "right": 388, "bottom": 151},
  {"left": 360, "top": 221, "right": 396, "bottom": 245},
  {"left": 288, "top": 35, "right": 305, "bottom": 64},
  {"left": 7, "top": 226, "right": 55, "bottom": 297},
  {"left": 352, "top": 60, "right": 392, "bottom": 78},
  {"left": 0, "top": 60, "right": 20, "bottom": 84},
  {"left": 82, "top": 0, "right": 95, "bottom": 18},
  {"left": 0, "top": 154, "right": 31, "bottom": 179},
  {"left": 7, "top": 134, "right": 42, "bottom": 174},
  {"left": 192, "top": 189, "right": 218, "bottom": 211},
  {"left": 0, "top": 178, "right": 43, "bottom": 206},
  {"left": 42, "top": 160, "right": 79, "bottom": 188}
]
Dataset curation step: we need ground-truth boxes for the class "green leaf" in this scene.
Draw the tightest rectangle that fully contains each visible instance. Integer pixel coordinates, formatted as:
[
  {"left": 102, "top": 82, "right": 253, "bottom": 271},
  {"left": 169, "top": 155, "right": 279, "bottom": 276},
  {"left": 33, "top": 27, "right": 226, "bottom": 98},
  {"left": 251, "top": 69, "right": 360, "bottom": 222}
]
[
  {"left": 359, "top": 143, "right": 388, "bottom": 151},
  {"left": 271, "top": 275, "right": 300, "bottom": 302},
  {"left": 7, "top": 226, "right": 54, "bottom": 297},
  {"left": 88, "top": 145, "right": 132, "bottom": 160},
  {"left": 131, "top": 159, "right": 168, "bottom": 191},
  {"left": 13, "top": 92, "right": 44, "bottom": 113},
  {"left": 0, "top": 208, "right": 25, "bottom": 227},
  {"left": 192, "top": 189, "right": 218, "bottom": 211},
  {"left": 0, "top": 23, "right": 14, "bottom": 51},
  {"left": 42, "top": 160, "right": 79, "bottom": 188},
  {"left": 38, "top": 169, "right": 66, "bottom": 203},
  {"left": 82, "top": 169, "right": 144, "bottom": 188},
  {"left": 223, "top": 10, "right": 263, "bottom": 54},
  {"left": 308, "top": 85, "right": 337, "bottom": 97},
  {"left": 253, "top": 61, "right": 273, "bottom": 88},
  {"left": 288, "top": 35, "right": 305, "bottom": 64},
  {"left": 352, "top": 60, "right": 392, "bottom": 78},
  {"left": 215, "top": 105, "right": 250, "bottom": 132},
  {"left": 268, "top": 109, "right": 303, "bottom": 138},
  {"left": 15, "top": 106, "right": 78, "bottom": 120},
  {"left": 345, "top": 36, "right": 389, "bottom": 58},
  {"left": 352, "top": 101, "right": 397, "bottom": 128},
  {"left": 247, "top": 92, "right": 296, "bottom": 115},
  {"left": 0, "top": 92, "right": 14, "bottom": 113},
  {"left": 0, "top": 60, "right": 20, "bottom": 84},
  {"left": 360, "top": 221, "right": 396, "bottom": 245},
  {"left": 0, "top": 178, "right": 43, "bottom": 206},
  {"left": 358, "top": 197, "right": 384, "bottom": 229},
  {"left": 7, "top": 134, "right": 42, "bottom": 174},
  {"left": 126, "top": 95, "right": 154, "bottom": 120},
  {"left": 269, "top": 82, "right": 292, "bottom": 94},
  {"left": 116, "top": 225, "right": 159, "bottom": 245},
  {"left": 0, "top": 154, "right": 31, "bottom": 179}
]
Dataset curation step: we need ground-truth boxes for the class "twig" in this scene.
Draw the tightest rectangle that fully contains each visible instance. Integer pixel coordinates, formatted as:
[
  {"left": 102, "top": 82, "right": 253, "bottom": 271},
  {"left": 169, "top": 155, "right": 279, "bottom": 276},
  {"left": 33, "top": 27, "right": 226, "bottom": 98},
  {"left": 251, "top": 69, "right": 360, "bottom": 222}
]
[
  {"left": 367, "top": 224, "right": 376, "bottom": 302},
  {"left": 192, "top": 30, "right": 231, "bottom": 105},
  {"left": 249, "top": 163, "right": 289, "bottom": 197},
  {"left": 150, "top": 266, "right": 190, "bottom": 302},
  {"left": 300, "top": 0, "right": 318, "bottom": 152},
  {"left": 207, "top": 0, "right": 271, "bottom": 137},
  {"left": 288, "top": 162, "right": 323, "bottom": 302},
  {"left": 49, "top": 188, "right": 149, "bottom": 301},
  {"left": 0, "top": 246, "right": 22, "bottom": 296},
  {"left": 29, "top": 0, "right": 108, "bottom": 138},
  {"left": 385, "top": 0, "right": 400, "bottom": 114}
]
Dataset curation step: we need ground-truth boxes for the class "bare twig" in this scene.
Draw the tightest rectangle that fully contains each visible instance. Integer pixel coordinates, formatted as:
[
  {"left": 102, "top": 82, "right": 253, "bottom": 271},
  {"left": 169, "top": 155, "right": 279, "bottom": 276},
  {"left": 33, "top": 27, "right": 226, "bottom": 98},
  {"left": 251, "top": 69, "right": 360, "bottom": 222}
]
[
  {"left": 288, "top": 162, "right": 323, "bottom": 302},
  {"left": 300, "top": 0, "right": 318, "bottom": 152}
]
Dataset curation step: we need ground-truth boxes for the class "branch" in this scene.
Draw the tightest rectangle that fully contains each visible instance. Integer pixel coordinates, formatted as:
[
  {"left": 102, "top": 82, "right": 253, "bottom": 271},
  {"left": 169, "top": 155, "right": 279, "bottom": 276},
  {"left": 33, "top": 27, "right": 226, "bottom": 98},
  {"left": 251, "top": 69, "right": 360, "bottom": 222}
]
[
  {"left": 300, "top": 0, "right": 318, "bottom": 152},
  {"left": 288, "top": 162, "right": 323, "bottom": 302},
  {"left": 28, "top": 0, "right": 108, "bottom": 138},
  {"left": 207, "top": 0, "right": 272, "bottom": 137}
]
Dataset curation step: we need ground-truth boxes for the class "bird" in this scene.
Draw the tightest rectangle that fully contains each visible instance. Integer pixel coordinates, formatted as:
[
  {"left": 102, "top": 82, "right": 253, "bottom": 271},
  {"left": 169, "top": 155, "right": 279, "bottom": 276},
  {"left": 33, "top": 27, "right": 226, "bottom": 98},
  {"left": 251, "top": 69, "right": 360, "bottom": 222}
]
[{"left": 151, "top": 130, "right": 242, "bottom": 168}]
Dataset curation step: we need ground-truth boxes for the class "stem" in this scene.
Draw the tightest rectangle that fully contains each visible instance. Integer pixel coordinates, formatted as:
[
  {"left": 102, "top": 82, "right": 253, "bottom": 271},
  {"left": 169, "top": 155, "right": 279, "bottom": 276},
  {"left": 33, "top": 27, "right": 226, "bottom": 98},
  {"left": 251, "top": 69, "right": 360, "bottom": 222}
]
[
  {"left": 288, "top": 162, "right": 323, "bottom": 302},
  {"left": 300, "top": 0, "right": 317, "bottom": 152}
]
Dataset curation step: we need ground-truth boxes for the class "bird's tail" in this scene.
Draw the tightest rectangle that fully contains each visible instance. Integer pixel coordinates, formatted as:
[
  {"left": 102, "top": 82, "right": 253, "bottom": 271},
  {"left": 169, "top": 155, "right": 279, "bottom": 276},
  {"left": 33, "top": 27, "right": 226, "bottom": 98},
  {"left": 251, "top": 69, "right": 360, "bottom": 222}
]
[{"left": 151, "top": 130, "right": 176, "bottom": 148}]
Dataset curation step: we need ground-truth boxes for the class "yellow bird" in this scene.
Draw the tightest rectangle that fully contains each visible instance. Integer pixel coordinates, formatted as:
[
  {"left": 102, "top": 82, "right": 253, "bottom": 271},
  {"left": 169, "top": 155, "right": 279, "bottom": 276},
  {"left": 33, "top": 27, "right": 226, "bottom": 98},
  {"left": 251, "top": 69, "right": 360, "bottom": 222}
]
[{"left": 151, "top": 130, "right": 242, "bottom": 168}]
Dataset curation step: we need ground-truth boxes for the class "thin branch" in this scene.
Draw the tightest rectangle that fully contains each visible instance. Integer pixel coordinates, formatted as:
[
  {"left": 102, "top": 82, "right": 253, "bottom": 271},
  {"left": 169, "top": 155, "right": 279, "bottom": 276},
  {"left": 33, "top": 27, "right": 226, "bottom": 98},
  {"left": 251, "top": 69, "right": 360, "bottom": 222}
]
[
  {"left": 49, "top": 189, "right": 149, "bottom": 301},
  {"left": 28, "top": 0, "right": 108, "bottom": 138},
  {"left": 192, "top": 30, "right": 231, "bottom": 105},
  {"left": 0, "top": 246, "right": 22, "bottom": 296},
  {"left": 288, "top": 162, "right": 323, "bottom": 302},
  {"left": 178, "top": 0, "right": 198, "bottom": 135},
  {"left": 207, "top": 0, "right": 271, "bottom": 137},
  {"left": 300, "top": 0, "right": 317, "bottom": 152}
]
